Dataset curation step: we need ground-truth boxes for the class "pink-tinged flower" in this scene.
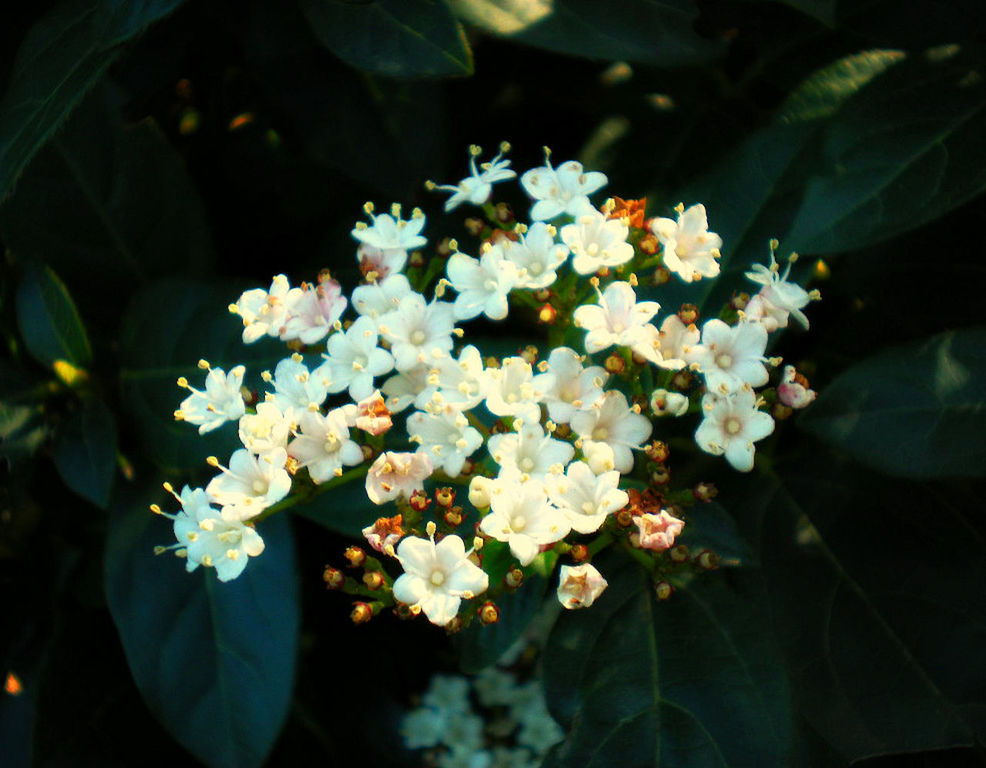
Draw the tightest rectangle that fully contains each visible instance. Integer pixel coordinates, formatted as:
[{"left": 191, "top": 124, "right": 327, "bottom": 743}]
[
  {"left": 357, "top": 242, "right": 406, "bottom": 281},
  {"left": 362, "top": 514, "right": 404, "bottom": 554},
  {"left": 650, "top": 203, "right": 722, "bottom": 282},
  {"left": 281, "top": 273, "right": 348, "bottom": 345},
  {"left": 393, "top": 532, "right": 489, "bottom": 626},
  {"left": 744, "top": 252, "right": 812, "bottom": 331},
  {"left": 633, "top": 510, "right": 685, "bottom": 551},
  {"left": 556, "top": 563, "right": 608, "bottom": 609},
  {"left": 231, "top": 274, "right": 293, "bottom": 343},
  {"left": 366, "top": 451, "right": 434, "bottom": 505},
  {"left": 355, "top": 390, "right": 393, "bottom": 435},
  {"left": 777, "top": 365, "right": 817, "bottom": 409}
]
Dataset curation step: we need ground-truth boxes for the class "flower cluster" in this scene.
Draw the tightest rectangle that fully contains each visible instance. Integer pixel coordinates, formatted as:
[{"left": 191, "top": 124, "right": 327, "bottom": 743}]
[{"left": 152, "top": 143, "right": 819, "bottom": 625}]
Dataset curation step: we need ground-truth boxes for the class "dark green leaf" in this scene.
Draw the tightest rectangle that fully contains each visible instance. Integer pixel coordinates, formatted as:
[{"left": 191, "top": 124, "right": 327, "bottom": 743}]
[
  {"left": 119, "top": 280, "right": 287, "bottom": 475},
  {"left": 0, "top": 0, "right": 185, "bottom": 202},
  {"left": 52, "top": 398, "right": 117, "bottom": 508},
  {"left": 773, "top": 0, "right": 836, "bottom": 26},
  {"left": 15, "top": 263, "right": 91, "bottom": 368},
  {"left": 450, "top": 0, "right": 722, "bottom": 67},
  {"left": 293, "top": 477, "right": 378, "bottom": 538},
  {"left": 105, "top": 485, "right": 299, "bottom": 768},
  {"left": 301, "top": 0, "right": 473, "bottom": 77},
  {"left": 678, "top": 501, "right": 755, "bottom": 567},
  {"left": 798, "top": 327, "right": 986, "bottom": 478},
  {"left": 0, "top": 86, "right": 213, "bottom": 292},
  {"left": 543, "top": 548, "right": 793, "bottom": 766},
  {"left": 0, "top": 402, "right": 47, "bottom": 464}
]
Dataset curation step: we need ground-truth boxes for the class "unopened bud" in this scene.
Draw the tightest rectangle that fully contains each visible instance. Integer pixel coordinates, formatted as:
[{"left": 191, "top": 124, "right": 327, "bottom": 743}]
[
  {"left": 394, "top": 602, "right": 417, "bottom": 620},
  {"left": 494, "top": 202, "right": 514, "bottom": 224},
  {"left": 604, "top": 353, "right": 626, "bottom": 374},
  {"left": 468, "top": 476, "right": 493, "bottom": 508},
  {"left": 409, "top": 488, "right": 431, "bottom": 512},
  {"left": 644, "top": 440, "right": 669, "bottom": 463},
  {"left": 520, "top": 345, "right": 538, "bottom": 365},
  {"left": 351, "top": 602, "right": 374, "bottom": 624},
  {"left": 553, "top": 422, "right": 571, "bottom": 439},
  {"left": 435, "top": 487, "right": 456, "bottom": 508},
  {"left": 570, "top": 544, "right": 589, "bottom": 563},
  {"left": 692, "top": 482, "right": 718, "bottom": 502},
  {"left": 362, "top": 571, "right": 385, "bottom": 590},
  {"left": 731, "top": 292, "right": 750, "bottom": 311},
  {"left": 444, "top": 615, "right": 464, "bottom": 635},
  {"left": 616, "top": 508, "right": 633, "bottom": 527},
  {"left": 443, "top": 507, "right": 463, "bottom": 527},
  {"left": 361, "top": 444, "right": 375, "bottom": 462},
  {"left": 323, "top": 566, "right": 345, "bottom": 589},
  {"left": 671, "top": 370, "right": 693, "bottom": 391},
  {"left": 465, "top": 217, "right": 486, "bottom": 237},
  {"left": 344, "top": 546, "right": 366, "bottom": 568},
  {"left": 653, "top": 266, "right": 671, "bottom": 285},
  {"left": 678, "top": 303, "right": 699, "bottom": 325},
  {"left": 697, "top": 549, "right": 720, "bottom": 570},
  {"left": 538, "top": 303, "right": 557, "bottom": 324},
  {"left": 654, "top": 581, "right": 674, "bottom": 601},
  {"left": 478, "top": 601, "right": 500, "bottom": 625},
  {"left": 459, "top": 458, "right": 475, "bottom": 477},
  {"left": 533, "top": 288, "right": 552, "bottom": 303},
  {"left": 772, "top": 402, "right": 793, "bottom": 421},
  {"left": 504, "top": 567, "right": 524, "bottom": 589},
  {"left": 669, "top": 544, "right": 690, "bottom": 563},
  {"left": 638, "top": 233, "right": 659, "bottom": 255},
  {"left": 409, "top": 251, "right": 426, "bottom": 268},
  {"left": 650, "top": 465, "right": 670, "bottom": 486}
]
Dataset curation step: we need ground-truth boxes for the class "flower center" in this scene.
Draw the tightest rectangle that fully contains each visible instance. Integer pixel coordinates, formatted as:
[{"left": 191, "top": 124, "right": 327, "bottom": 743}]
[
  {"left": 725, "top": 417, "right": 742, "bottom": 435},
  {"left": 592, "top": 427, "right": 609, "bottom": 440},
  {"left": 511, "top": 515, "right": 527, "bottom": 531},
  {"left": 430, "top": 570, "right": 446, "bottom": 586},
  {"left": 529, "top": 262, "right": 544, "bottom": 275},
  {"left": 581, "top": 501, "right": 596, "bottom": 514},
  {"left": 410, "top": 329, "right": 427, "bottom": 345},
  {"left": 506, "top": 392, "right": 518, "bottom": 403},
  {"left": 252, "top": 479, "right": 268, "bottom": 494},
  {"left": 716, "top": 353, "right": 733, "bottom": 369},
  {"left": 520, "top": 457, "right": 535, "bottom": 472}
]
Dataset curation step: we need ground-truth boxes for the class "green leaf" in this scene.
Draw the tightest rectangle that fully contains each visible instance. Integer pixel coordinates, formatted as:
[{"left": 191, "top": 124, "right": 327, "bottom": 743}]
[
  {"left": 0, "top": 402, "right": 47, "bottom": 465},
  {"left": 0, "top": 0, "right": 185, "bottom": 202},
  {"left": 798, "top": 327, "right": 986, "bottom": 478},
  {"left": 119, "top": 280, "right": 287, "bottom": 475},
  {"left": 292, "top": 476, "right": 377, "bottom": 538},
  {"left": 15, "top": 263, "right": 92, "bottom": 368},
  {"left": 301, "top": 0, "right": 473, "bottom": 77},
  {"left": 105, "top": 485, "right": 299, "bottom": 768},
  {"left": 677, "top": 501, "right": 755, "bottom": 567},
  {"left": 0, "top": 86, "right": 213, "bottom": 292},
  {"left": 773, "top": 0, "right": 836, "bottom": 26},
  {"left": 449, "top": 0, "right": 722, "bottom": 67},
  {"left": 52, "top": 398, "right": 117, "bottom": 508},
  {"left": 725, "top": 451, "right": 986, "bottom": 760},
  {"left": 543, "top": 548, "right": 793, "bottom": 766}
]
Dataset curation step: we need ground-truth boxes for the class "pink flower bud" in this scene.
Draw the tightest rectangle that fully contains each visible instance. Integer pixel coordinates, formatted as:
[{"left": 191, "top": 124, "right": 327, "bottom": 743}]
[
  {"left": 355, "top": 390, "right": 392, "bottom": 435},
  {"left": 777, "top": 365, "right": 817, "bottom": 409},
  {"left": 633, "top": 510, "right": 685, "bottom": 552},
  {"left": 557, "top": 563, "right": 608, "bottom": 609}
]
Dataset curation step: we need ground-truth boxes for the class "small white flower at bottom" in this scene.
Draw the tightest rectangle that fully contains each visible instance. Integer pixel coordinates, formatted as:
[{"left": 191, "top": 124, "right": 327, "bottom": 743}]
[
  {"left": 695, "top": 390, "right": 775, "bottom": 472},
  {"left": 556, "top": 563, "right": 608, "bottom": 609}
]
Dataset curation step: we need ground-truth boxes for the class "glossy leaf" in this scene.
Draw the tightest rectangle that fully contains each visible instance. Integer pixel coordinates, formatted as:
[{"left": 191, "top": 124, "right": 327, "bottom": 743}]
[
  {"left": 0, "top": 403, "right": 47, "bottom": 465},
  {"left": 449, "top": 0, "right": 722, "bottom": 67},
  {"left": 119, "top": 280, "right": 287, "bottom": 475},
  {"left": 0, "top": 87, "right": 213, "bottom": 293},
  {"left": 301, "top": 0, "right": 472, "bottom": 77},
  {"left": 15, "top": 263, "right": 92, "bottom": 368},
  {"left": 543, "top": 548, "right": 793, "bottom": 766},
  {"left": 799, "top": 327, "right": 986, "bottom": 478},
  {"left": 677, "top": 501, "right": 755, "bottom": 567},
  {"left": 105, "top": 486, "right": 299, "bottom": 768},
  {"left": 0, "top": 0, "right": 185, "bottom": 202},
  {"left": 52, "top": 398, "right": 117, "bottom": 508},
  {"left": 292, "top": 475, "right": 377, "bottom": 538}
]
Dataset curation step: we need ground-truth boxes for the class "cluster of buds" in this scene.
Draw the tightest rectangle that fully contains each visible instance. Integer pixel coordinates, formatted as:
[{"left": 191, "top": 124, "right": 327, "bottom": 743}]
[{"left": 151, "top": 142, "right": 819, "bottom": 628}]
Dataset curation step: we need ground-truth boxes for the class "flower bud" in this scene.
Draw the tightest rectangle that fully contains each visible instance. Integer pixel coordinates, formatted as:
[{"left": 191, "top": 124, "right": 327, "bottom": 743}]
[
  {"left": 468, "top": 475, "right": 493, "bottom": 509},
  {"left": 692, "top": 482, "right": 718, "bottom": 502},
  {"left": 445, "top": 615, "right": 464, "bottom": 635},
  {"left": 696, "top": 549, "right": 720, "bottom": 570},
  {"left": 650, "top": 466, "right": 670, "bottom": 486},
  {"left": 557, "top": 563, "right": 608, "bottom": 609},
  {"left": 520, "top": 345, "right": 538, "bottom": 365},
  {"left": 409, "top": 488, "right": 432, "bottom": 512},
  {"left": 671, "top": 370, "right": 693, "bottom": 391},
  {"left": 615, "top": 507, "right": 633, "bottom": 527},
  {"left": 362, "top": 571, "right": 385, "bottom": 591},
  {"left": 504, "top": 567, "right": 524, "bottom": 589},
  {"left": 394, "top": 602, "right": 417, "bottom": 620},
  {"left": 604, "top": 354, "right": 626, "bottom": 375},
  {"left": 570, "top": 544, "right": 589, "bottom": 563},
  {"left": 678, "top": 303, "right": 699, "bottom": 325},
  {"left": 644, "top": 441, "right": 669, "bottom": 463},
  {"left": 772, "top": 402, "right": 793, "bottom": 421},
  {"left": 650, "top": 388, "right": 689, "bottom": 417},
  {"left": 351, "top": 602, "right": 373, "bottom": 624},
  {"left": 654, "top": 581, "right": 674, "bottom": 601},
  {"left": 478, "top": 601, "right": 500, "bottom": 625},
  {"left": 344, "top": 546, "right": 366, "bottom": 568},
  {"left": 669, "top": 544, "right": 690, "bottom": 563},
  {"left": 409, "top": 251, "right": 426, "bottom": 268},
  {"left": 443, "top": 507, "right": 463, "bottom": 527},
  {"left": 323, "top": 566, "right": 345, "bottom": 590},
  {"left": 533, "top": 288, "right": 552, "bottom": 303},
  {"left": 361, "top": 444, "right": 376, "bottom": 463},
  {"left": 465, "top": 217, "right": 486, "bottom": 237},
  {"left": 495, "top": 202, "right": 514, "bottom": 224},
  {"left": 777, "top": 365, "right": 817, "bottom": 409},
  {"left": 538, "top": 303, "right": 557, "bottom": 324},
  {"left": 435, "top": 486, "right": 456, "bottom": 508},
  {"left": 638, "top": 233, "right": 659, "bottom": 255},
  {"left": 653, "top": 266, "right": 671, "bottom": 285},
  {"left": 731, "top": 292, "right": 750, "bottom": 311}
]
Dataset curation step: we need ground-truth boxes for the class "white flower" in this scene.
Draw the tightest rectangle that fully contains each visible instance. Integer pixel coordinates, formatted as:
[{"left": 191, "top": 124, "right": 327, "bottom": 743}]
[
  {"left": 744, "top": 252, "right": 812, "bottom": 330},
  {"left": 693, "top": 318, "right": 769, "bottom": 395},
  {"left": 534, "top": 347, "right": 608, "bottom": 424},
  {"left": 561, "top": 209, "right": 633, "bottom": 274},
  {"left": 777, "top": 365, "right": 817, "bottom": 409},
  {"left": 656, "top": 314, "right": 701, "bottom": 370},
  {"left": 231, "top": 274, "right": 293, "bottom": 343},
  {"left": 176, "top": 364, "right": 246, "bottom": 434},
  {"left": 315, "top": 315, "right": 395, "bottom": 401},
  {"left": 415, "top": 346, "right": 488, "bottom": 413},
  {"left": 651, "top": 204, "right": 722, "bottom": 282},
  {"left": 633, "top": 510, "right": 685, "bottom": 551},
  {"left": 365, "top": 451, "right": 434, "bottom": 505},
  {"left": 351, "top": 203, "right": 427, "bottom": 269},
  {"left": 468, "top": 475, "right": 494, "bottom": 509},
  {"left": 381, "top": 363, "right": 432, "bottom": 413},
  {"left": 484, "top": 356, "right": 550, "bottom": 423},
  {"left": 393, "top": 532, "right": 489, "bottom": 626},
  {"left": 649, "top": 388, "right": 689, "bottom": 417},
  {"left": 288, "top": 406, "right": 363, "bottom": 483},
  {"left": 401, "top": 706, "right": 446, "bottom": 749},
  {"left": 206, "top": 448, "right": 292, "bottom": 522},
  {"left": 570, "top": 390, "right": 652, "bottom": 474},
  {"left": 547, "top": 461, "right": 627, "bottom": 534},
  {"left": 238, "top": 400, "right": 291, "bottom": 455},
  {"left": 572, "top": 281, "right": 660, "bottom": 356},
  {"left": 520, "top": 151, "right": 607, "bottom": 221},
  {"left": 351, "top": 273, "right": 413, "bottom": 319},
  {"left": 163, "top": 486, "right": 265, "bottom": 582},
  {"left": 356, "top": 242, "right": 406, "bottom": 281},
  {"left": 488, "top": 422, "right": 575, "bottom": 481},
  {"left": 446, "top": 246, "right": 519, "bottom": 321},
  {"left": 556, "top": 563, "right": 608, "bottom": 609},
  {"left": 265, "top": 357, "right": 328, "bottom": 421},
  {"left": 583, "top": 440, "right": 617, "bottom": 474},
  {"left": 280, "top": 273, "right": 347, "bottom": 345},
  {"left": 407, "top": 409, "right": 483, "bottom": 477},
  {"left": 354, "top": 390, "right": 392, "bottom": 435},
  {"left": 695, "top": 390, "right": 775, "bottom": 472},
  {"left": 480, "top": 482, "right": 570, "bottom": 566},
  {"left": 379, "top": 293, "right": 456, "bottom": 371},
  {"left": 430, "top": 143, "right": 517, "bottom": 212},
  {"left": 503, "top": 222, "right": 569, "bottom": 289}
]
